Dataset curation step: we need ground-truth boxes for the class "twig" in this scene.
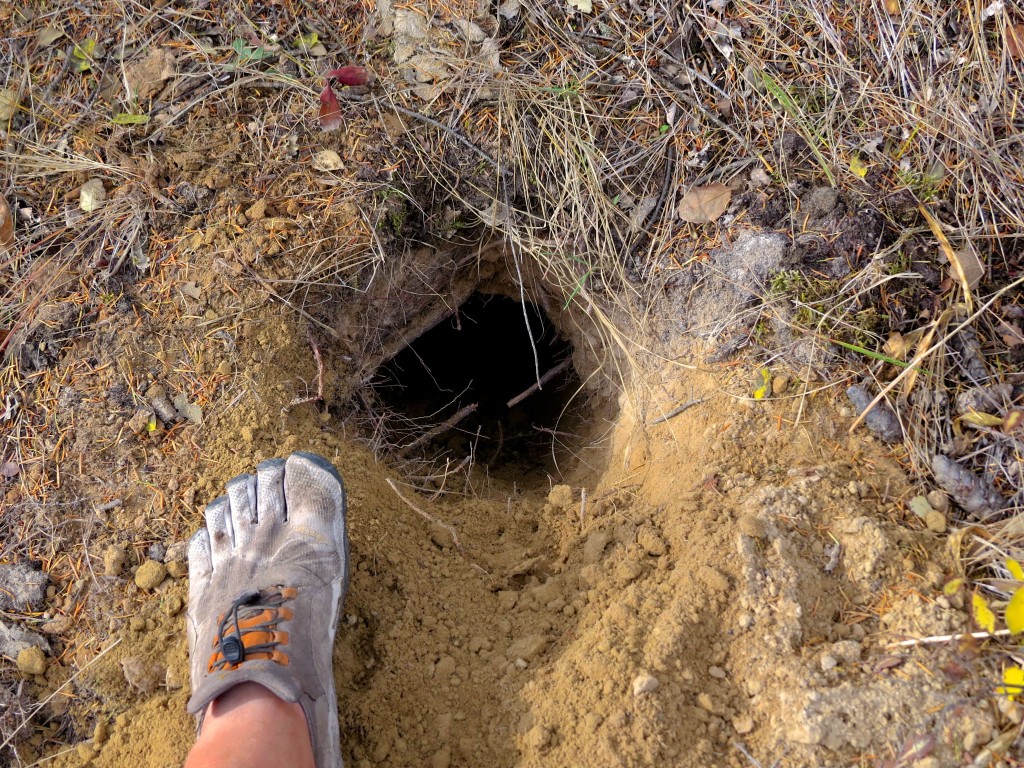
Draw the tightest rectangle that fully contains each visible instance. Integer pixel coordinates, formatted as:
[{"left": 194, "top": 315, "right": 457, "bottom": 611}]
[
  {"left": 647, "top": 397, "right": 706, "bottom": 426},
  {"left": 579, "top": 488, "right": 587, "bottom": 531},
  {"left": 506, "top": 358, "right": 573, "bottom": 409},
  {"left": 888, "top": 629, "right": 1012, "bottom": 648},
  {"left": 397, "top": 403, "right": 477, "bottom": 458},
  {"left": 386, "top": 478, "right": 488, "bottom": 576},
  {"left": 283, "top": 329, "right": 324, "bottom": 412}
]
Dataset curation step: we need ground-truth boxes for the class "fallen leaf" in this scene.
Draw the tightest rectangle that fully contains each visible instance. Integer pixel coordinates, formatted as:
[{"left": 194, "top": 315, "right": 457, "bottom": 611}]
[
  {"left": 79, "top": 179, "right": 106, "bottom": 212},
  {"left": 677, "top": 183, "right": 732, "bottom": 224},
  {"left": 1006, "top": 586, "right": 1024, "bottom": 634},
  {"left": 953, "top": 247, "right": 984, "bottom": 289},
  {"left": 1005, "top": 409, "right": 1023, "bottom": 433},
  {"left": 0, "top": 460, "right": 19, "bottom": 478},
  {"left": 319, "top": 85, "right": 343, "bottom": 131},
  {"left": 111, "top": 113, "right": 150, "bottom": 125},
  {"left": 997, "top": 320, "right": 1024, "bottom": 347},
  {"left": 325, "top": 66, "right": 370, "bottom": 86},
  {"left": 295, "top": 31, "right": 319, "bottom": 50},
  {"left": 849, "top": 154, "right": 869, "bottom": 178},
  {"left": 972, "top": 592, "right": 996, "bottom": 634},
  {"left": 961, "top": 410, "right": 1003, "bottom": 428},
  {"left": 36, "top": 26, "right": 65, "bottom": 47},
  {"left": 919, "top": 204, "right": 973, "bottom": 312},
  {"left": 0, "top": 88, "right": 19, "bottom": 121},
  {"left": 566, "top": 0, "right": 593, "bottom": 11},
  {"left": 72, "top": 39, "right": 97, "bottom": 73},
  {"left": 997, "top": 666, "right": 1024, "bottom": 701},
  {"left": 752, "top": 367, "right": 771, "bottom": 399},
  {"left": 312, "top": 149, "right": 344, "bottom": 171},
  {"left": 0, "top": 194, "right": 13, "bottom": 251},
  {"left": 1007, "top": 23, "right": 1024, "bottom": 59}
]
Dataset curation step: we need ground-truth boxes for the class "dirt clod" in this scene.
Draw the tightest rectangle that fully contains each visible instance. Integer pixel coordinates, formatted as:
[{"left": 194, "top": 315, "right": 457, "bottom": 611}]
[
  {"left": 135, "top": 560, "right": 167, "bottom": 591},
  {"left": 17, "top": 646, "right": 47, "bottom": 676},
  {"left": 103, "top": 545, "right": 127, "bottom": 576}
]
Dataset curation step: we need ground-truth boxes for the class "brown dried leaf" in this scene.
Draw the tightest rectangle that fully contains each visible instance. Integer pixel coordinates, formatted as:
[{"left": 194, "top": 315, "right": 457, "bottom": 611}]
[
  {"left": 997, "top": 320, "right": 1024, "bottom": 348},
  {"left": 1006, "top": 24, "right": 1024, "bottom": 59},
  {"left": 677, "top": 183, "right": 732, "bottom": 224},
  {"left": 0, "top": 194, "right": 13, "bottom": 251}
]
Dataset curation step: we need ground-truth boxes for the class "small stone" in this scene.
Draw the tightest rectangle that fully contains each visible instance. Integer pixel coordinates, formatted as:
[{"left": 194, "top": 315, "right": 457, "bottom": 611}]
[
  {"left": 94, "top": 720, "right": 110, "bottom": 745},
  {"left": 737, "top": 612, "right": 753, "bottom": 630},
  {"left": 126, "top": 407, "right": 154, "bottom": 435},
  {"left": 312, "top": 151, "right": 344, "bottom": 172},
  {"left": 583, "top": 712, "right": 602, "bottom": 731},
  {"left": 430, "top": 525, "right": 453, "bottom": 549},
  {"left": 820, "top": 654, "right": 838, "bottom": 671},
  {"left": 17, "top": 647, "right": 47, "bottom": 676},
  {"left": 632, "top": 673, "right": 659, "bottom": 696},
  {"left": 732, "top": 714, "right": 754, "bottom": 735},
  {"left": 831, "top": 640, "right": 862, "bottom": 663},
  {"left": 708, "top": 665, "right": 727, "bottom": 679},
  {"left": 120, "top": 656, "right": 165, "bottom": 694},
  {"left": 135, "top": 560, "right": 167, "bottom": 590},
  {"left": 637, "top": 526, "right": 667, "bottom": 557},
  {"left": 772, "top": 374, "right": 790, "bottom": 395},
  {"left": 697, "top": 692, "right": 717, "bottom": 713},
  {"left": 166, "top": 560, "right": 188, "bottom": 579},
  {"left": 924, "top": 509, "right": 947, "bottom": 534},
  {"left": 926, "top": 490, "right": 950, "bottom": 513}
]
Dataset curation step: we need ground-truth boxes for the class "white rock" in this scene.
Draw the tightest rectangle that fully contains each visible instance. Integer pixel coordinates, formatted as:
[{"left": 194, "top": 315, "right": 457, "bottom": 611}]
[
  {"left": 632, "top": 673, "right": 659, "bottom": 696},
  {"left": 312, "top": 150, "right": 344, "bottom": 172}
]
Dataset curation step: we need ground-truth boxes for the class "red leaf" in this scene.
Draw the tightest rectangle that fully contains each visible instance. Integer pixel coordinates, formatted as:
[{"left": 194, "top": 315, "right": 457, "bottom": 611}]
[
  {"left": 324, "top": 66, "right": 368, "bottom": 86},
  {"left": 319, "top": 85, "right": 343, "bottom": 132}
]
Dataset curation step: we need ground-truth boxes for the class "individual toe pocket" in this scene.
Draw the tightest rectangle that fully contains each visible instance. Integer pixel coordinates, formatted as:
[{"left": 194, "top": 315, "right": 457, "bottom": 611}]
[
  {"left": 188, "top": 527, "right": 213, "bottom": 582},
  {"left": 226, "top": 473, "right": 257, "bottom": 547},
  {"left": 255, "top": 458, "right": 287, "bottom": 524},
  {"left": 282, "top": 452, "right": 346, "bottom": 532},
  {"left": 204, "top": 494, "right": 234, "bottom": 563}
]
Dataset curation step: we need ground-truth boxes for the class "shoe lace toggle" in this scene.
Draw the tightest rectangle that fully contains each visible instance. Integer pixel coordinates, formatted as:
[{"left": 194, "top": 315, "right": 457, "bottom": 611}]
[{"left": 208, "top": 586, "right": 297, "bottom": 672}]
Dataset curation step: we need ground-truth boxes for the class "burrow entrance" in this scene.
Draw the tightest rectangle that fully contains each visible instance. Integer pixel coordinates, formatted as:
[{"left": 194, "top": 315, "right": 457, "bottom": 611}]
[{"left": 370, "top": 291, "right": 591, "bottom": 480}]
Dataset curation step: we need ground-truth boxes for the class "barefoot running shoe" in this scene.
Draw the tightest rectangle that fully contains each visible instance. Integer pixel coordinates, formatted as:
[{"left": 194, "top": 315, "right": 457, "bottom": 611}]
[{"left": 186, "top": 452, "right": 349, "bottom": 768}]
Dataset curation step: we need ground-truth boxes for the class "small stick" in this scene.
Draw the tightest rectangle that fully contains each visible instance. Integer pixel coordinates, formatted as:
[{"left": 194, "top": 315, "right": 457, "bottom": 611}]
[
  {"left": 397, "top": 403, "right": 477, "bottom": 457},
  {"left": 284, "top": 329, "right": 324, "bottom": 411},
  {"left": 579, "top": 488, "right": 587, "bottom": 531},
  {"left": 506, "top": 358, "right": 573, "bottom": 409},
  {"left": 647, "top": 397, "right": 706, "bottom": 426},
  {"left": 386, "top": 478, "right": 488, "bottom": 576},
  {"left": 888, "top": 629, "right": 1012, "bottom": 648}
]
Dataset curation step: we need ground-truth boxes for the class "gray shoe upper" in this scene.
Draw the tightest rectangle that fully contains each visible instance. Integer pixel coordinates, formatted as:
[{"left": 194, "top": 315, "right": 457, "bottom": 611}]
[{"left": 187, "top": 452, "right": 349, "bottom": 768}]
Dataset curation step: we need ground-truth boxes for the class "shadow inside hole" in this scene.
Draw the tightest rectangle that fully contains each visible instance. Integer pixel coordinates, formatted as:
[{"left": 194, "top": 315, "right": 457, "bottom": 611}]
[{"left": 374, "top": 293, "right": 585, "bottom": 475}]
